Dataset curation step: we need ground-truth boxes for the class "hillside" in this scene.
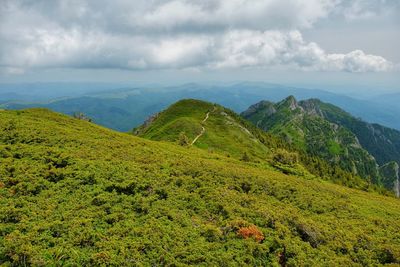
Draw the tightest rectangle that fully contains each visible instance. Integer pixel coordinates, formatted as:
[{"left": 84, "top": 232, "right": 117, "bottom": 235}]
[
  {"left": 1, "top": 108, "right": 400, "bottom": 265},
  {"left": 311, "top": 100, "right": 400, "bottom": 166},
  {"left": 242, "top": 97, "right": 379, "bottom": 179},
  {"left": 241, "top": 96, "right": 400, "bottom": 195},
  {"left": 134, "top": 99, "right": 391, "bottom": 193},
  {"left": 134, "top": 99, "right": 270, "bottom": 159}
]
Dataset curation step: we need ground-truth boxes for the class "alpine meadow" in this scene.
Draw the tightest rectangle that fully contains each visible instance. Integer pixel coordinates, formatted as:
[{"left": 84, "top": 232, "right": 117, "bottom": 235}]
[{"left": 1, "top": 0, "right": 400, "bottom": 266}]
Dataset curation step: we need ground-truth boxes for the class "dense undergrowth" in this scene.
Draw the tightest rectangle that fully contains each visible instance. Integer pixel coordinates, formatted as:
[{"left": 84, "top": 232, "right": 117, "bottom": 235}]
[{"left": 1, "top": 108, "right": 400, "bottom": 266}]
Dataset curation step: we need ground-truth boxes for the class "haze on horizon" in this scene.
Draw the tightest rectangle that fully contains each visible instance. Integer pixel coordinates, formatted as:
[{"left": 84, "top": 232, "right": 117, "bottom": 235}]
[{"left": 0, "top": 0, "right": 399, "bottom": 94}]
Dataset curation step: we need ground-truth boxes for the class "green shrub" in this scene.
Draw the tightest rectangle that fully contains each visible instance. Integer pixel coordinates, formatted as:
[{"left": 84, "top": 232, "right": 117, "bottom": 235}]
[{"left": 272, "top": 149, "right": 299, "bottom": 165}]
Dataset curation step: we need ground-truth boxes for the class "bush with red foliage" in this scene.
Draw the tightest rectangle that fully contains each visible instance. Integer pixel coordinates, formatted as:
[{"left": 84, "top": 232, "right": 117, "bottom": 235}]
[{"left": 237, "top": 225, "right": 264, "bottom": 242}]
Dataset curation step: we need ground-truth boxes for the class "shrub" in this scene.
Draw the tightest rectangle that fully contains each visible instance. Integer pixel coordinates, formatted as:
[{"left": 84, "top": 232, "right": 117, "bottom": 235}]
[
  {"left": 202, "top": 225, "right": 222, "bottom": 242},
  {"left": 178, "top": 132, "right": 190, "bottom": 146},
  {"left": 294, "top": 223, "right": 322, "bottom": 248},
  {"left": 72, "top": 112, "right": 92, "bottom": 122},
  {"left": 237, "top": 225, "right": 264, "bottom": 242},
  {"left": 241, "top": 152, "right": 250, "bottom": 162},
  {"left": 272, "top": 149, "right": 299, "bottom": 165}
]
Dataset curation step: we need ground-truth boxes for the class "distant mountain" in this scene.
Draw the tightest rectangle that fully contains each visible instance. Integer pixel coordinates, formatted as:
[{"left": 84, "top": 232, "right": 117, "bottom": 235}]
[
  {"left": 242, "top": 96, "right": 400, "bottom": 195},
  {"left": 0, "top": 82, "right": 122, "bottom": 102},
  {"left": 2, "top": 82, "right": 400, "bottom": 131},
  {"left": 370, "top": 92, "right": 400, "bottom": 111}
]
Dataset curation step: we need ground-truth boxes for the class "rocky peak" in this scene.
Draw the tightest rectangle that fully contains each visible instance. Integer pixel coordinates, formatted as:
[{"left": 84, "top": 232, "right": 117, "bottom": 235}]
[
  {"left": 241, "top": 100, "right": 276, "bottom": 117},
  {"left": 278, "top": 95, "right": 298, "bottom": 111},
  {"left": 299, "top": 99, "right": 324, "bottom": 117}
]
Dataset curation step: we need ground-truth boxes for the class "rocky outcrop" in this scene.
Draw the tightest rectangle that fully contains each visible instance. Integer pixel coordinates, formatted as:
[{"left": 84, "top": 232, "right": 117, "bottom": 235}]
[
  {"left": 299, "top": 99, "right": 324, "bottom": 117},
  {"left": 241, "top": 100, "right": 276, "bottom": 118},
  {"left": 379, "top": 161, "right": 400, "bottom": 197},
  {"left": 277, "top": 95, "right": 298, "bottom": 111}
]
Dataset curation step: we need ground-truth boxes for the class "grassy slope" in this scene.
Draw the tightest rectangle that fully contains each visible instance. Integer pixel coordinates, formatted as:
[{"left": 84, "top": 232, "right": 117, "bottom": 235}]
[
  {"left": 136, "top": 99, "right": 270, "bottom": 159},
  {"left": 0, "top": 109, "right": 400, "bottom": 266}
]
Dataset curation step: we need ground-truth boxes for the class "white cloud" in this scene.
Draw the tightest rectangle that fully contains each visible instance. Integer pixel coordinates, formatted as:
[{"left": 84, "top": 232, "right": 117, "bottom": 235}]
[
  {"left": 210, "top": 30, "right": 393, "bottom": 72},
  {"left": 325, "top": 50, "right": 393, "bottom": 72},
  {"left": 0, "top": 0, "right": 397, "bottom": 74}
]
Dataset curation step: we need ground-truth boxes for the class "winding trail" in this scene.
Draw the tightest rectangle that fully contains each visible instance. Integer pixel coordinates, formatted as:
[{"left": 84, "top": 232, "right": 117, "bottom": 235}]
[{"left": 191, "top": 107, "right": 215, "bottom": 146}]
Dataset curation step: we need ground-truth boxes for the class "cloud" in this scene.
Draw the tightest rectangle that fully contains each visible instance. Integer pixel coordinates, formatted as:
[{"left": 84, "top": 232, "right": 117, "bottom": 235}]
[
  {"left": 339, "top": 0, "right": 400, "bottom": 21},
  {"left": 137, "top": 0, "right": 336, "bottom": 31},
  {"left": 0, "top": 0, "right": 397, "bottom": 74},
  {"left": 210, "top": 30, "right": 393, "bottom": 72}
]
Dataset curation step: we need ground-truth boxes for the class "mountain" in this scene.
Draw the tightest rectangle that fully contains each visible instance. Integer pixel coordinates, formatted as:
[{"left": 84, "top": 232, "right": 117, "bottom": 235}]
[
  {"left": 242, "top": 96, "right": 400, "bottom": 195},
  {"left": 307, "top": 99, "right": 400, "bottom": 167},
  {"left": 134, "top": 99, "right": 389, "bottom": 193},
  {"left": 0, "top": 82, "right": 122, "bottom": 102},
  {"left": 1, "top": 108, "right": 400, "bottom": 266},
  {"left": 134, "top": 99, "right": 271, "bottom": 159},
  {"left": 370, "top": 92, "right": 400, "bottom": 111},
  {"left": 2, "top": 93, "right": 173, "bottom": 132},
  {"left": 3, "top": 82, "right": 400, "bottom": 131}
]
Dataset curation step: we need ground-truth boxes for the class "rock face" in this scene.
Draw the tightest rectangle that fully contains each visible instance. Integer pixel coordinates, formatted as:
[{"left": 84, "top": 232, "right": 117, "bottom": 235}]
[
  {"left": 240, "top": 100, "right": 277, "bottom": 129},
  {"left": 241, "top": 96, "right": 400, "bottom": 194},
  {"left": 298, "top": 99, "right": 324, "bottom": 117},
  {"left": 280, "top": 95, "right": 298, "bottom": 110},
  {"left": 379, "top": 162, "right": 400, "bottom": 197},
  {"left": 241, "top": 100, "right": 276, "bottom": 118}
]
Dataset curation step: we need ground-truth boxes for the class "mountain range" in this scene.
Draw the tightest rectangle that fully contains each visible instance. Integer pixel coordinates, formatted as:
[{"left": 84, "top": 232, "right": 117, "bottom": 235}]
[{"left": 2, "top": 82, "right": 400, "bottom": 131}]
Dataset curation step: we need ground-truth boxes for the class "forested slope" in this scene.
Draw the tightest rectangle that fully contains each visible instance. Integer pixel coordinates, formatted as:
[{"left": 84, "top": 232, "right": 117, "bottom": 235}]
[{"left": 242, "top": 96, "right": 400, "bottom": 194}]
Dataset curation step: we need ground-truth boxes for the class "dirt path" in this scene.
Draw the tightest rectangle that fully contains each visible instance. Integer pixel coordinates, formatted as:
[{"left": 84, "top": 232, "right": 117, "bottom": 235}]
[{"left": 191, "top": 107, "right": 215, "bottom": 146}]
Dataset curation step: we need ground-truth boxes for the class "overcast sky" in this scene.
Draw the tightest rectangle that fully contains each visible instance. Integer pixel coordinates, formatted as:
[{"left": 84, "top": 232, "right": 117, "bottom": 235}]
[{"left": 0, "top": 0, "right": 399, "bottom": 91}]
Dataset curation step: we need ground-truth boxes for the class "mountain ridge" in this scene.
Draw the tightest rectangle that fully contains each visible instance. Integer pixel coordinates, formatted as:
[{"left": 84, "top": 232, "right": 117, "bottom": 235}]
[
  {"left": 134, "top": 99, "right": 392, "bottom": 195},
  {"left": 242, "top": 96, "right": 400, "bottom": 195}
]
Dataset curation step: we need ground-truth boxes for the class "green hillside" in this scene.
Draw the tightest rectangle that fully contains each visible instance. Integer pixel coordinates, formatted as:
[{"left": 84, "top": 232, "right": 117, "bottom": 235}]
[
  {"left": 1, "top": 108, "right": 400, "bottom": 266},
  {"left": 135, "top": 99, "right": 380, "bottom": 191},
  {"left": 313, "top": 100, "right": 400, "bottom": 167},
  {"left": 241, "top": 97, "right": 393, "bottom": 189},
  {"left": 134, "top": 99, "right": 271, "bottom": 160}
]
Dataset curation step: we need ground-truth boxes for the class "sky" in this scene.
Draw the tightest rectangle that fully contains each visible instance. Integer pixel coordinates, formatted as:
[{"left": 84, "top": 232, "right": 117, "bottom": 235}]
[{"left": 0, "top": 0, "right": 399, "bottom": 93}]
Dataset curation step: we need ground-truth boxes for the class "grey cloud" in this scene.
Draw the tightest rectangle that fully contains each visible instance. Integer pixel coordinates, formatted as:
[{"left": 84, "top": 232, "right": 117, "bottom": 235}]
[
  {"left": 0, "top": 0, "right": 397, "bottom": 73},
  {"left": 339, "top": 0, "right": 400, "bottom": 20}
]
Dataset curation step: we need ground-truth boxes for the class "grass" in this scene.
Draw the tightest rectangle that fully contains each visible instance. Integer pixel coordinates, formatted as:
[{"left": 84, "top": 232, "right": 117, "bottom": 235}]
[
  {"left": 0, "top": 108, "right": 399, "bottom": 266},
  {"left": 137, "top": 99, "right": 271, "bottom": 159}
]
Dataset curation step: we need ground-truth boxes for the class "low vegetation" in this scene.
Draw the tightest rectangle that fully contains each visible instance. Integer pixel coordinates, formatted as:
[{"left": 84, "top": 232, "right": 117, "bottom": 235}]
[{"left": 1, "top": 108, "right": 399, "bottom": 265}]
